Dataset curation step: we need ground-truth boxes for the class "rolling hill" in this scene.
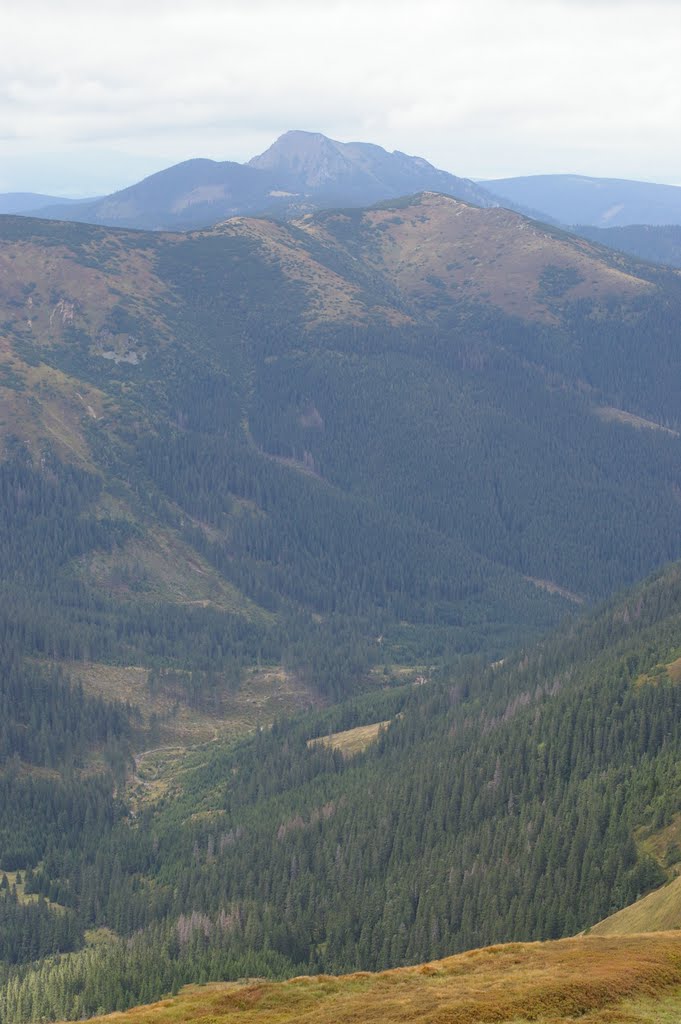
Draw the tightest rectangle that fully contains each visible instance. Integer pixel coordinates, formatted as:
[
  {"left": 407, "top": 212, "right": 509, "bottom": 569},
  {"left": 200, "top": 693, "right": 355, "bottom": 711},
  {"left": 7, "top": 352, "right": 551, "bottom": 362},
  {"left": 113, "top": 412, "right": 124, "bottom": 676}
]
[{"left": 0, "top": 193, "right": 91, "bottom": 215}]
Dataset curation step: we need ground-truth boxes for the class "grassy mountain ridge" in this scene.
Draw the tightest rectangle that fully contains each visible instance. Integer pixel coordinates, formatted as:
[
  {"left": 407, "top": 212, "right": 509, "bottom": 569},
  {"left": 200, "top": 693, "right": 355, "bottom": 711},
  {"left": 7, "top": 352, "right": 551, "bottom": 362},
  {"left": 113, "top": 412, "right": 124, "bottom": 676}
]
[{"left": 51, "top": 934, "right": 681, "bottom": 1024}]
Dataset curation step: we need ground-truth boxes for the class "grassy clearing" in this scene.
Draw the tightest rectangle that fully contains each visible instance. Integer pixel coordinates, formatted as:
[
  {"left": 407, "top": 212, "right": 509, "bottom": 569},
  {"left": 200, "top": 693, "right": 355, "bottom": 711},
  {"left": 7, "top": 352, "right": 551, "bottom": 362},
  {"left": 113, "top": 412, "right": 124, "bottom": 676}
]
[
  {"left": 307, "top": 721, "right": 391, "bottom": 757},
  {"left": 2, "top": 870, "right": 64, "bottom": 912},
  {"left": 58, "top": 659, "right": 319, "bottom": 809},
  {"left": 2, "top": 870, "right": 38, "bottom": 906},
  {"left": 63, "top": 662, "right": 317, "bottom": 749},
  {"left": 43, "top": 658, "right": 318, "bottom": 808},
  {"left": 594, "top": 405, "right": 680, "bottom": 436},
  {"left": 636, "top": 653, "right": 681, "bottom": 688},
  {"left": 74, "top": 528, "right": 272, "bottom": 623},
  {"left": 72, "top": 934, "right": 681, "bottom": 1024}
]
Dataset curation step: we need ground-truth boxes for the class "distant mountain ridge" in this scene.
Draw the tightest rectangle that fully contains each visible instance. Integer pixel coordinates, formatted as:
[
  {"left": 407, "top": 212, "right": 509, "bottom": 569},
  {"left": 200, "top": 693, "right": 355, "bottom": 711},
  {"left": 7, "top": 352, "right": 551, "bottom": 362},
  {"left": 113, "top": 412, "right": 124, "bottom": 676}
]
[
  {"left": 23, "top": 130, "right": 503, "bottom": 230},
  {"left": 484, "top": 173, "right": 681, "bottom": 227},
  {"left": 14, "top": 138, "right": 681, "bottom": 240},
  {"left": 0, "top": 192, "right": 93, "bottom": 215},
  {"left": 575, "top": 222, "right": 681, "bottom": 269}
]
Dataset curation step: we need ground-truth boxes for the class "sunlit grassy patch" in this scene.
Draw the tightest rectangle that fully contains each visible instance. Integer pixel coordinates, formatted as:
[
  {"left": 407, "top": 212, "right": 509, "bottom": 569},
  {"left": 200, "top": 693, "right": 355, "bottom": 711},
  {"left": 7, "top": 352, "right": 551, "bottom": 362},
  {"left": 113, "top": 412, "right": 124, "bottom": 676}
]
[
  {"left": 307, "top": 720, "right": 390, "bottom": 757},
  {"left": 78, "top": 934, "right": 681, "bottom": 1024}
]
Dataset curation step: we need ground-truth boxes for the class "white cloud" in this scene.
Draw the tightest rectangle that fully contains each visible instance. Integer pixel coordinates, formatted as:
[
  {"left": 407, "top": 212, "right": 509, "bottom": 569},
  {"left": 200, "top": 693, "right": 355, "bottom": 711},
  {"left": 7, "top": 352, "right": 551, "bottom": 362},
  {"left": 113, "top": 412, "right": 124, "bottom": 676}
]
[{"left": 1, "top": 0, "right": 680, "bottom": 193}]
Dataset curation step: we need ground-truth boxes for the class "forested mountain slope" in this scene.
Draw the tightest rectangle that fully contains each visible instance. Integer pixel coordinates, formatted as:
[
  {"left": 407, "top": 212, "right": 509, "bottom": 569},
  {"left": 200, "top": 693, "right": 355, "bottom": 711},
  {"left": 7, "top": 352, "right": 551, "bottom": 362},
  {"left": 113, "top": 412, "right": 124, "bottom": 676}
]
[
  {"left": 2, "top": 193, "right": 681, "bottom": 698},
  {"left": 4, "top": 194, "right": 681, "bottom": 1019},
  {"left": 5, "top": 561, "right": 681, "bottom": 1019},
  {"left": 577, "top": 223, "right": 681, "bottom": 270}
]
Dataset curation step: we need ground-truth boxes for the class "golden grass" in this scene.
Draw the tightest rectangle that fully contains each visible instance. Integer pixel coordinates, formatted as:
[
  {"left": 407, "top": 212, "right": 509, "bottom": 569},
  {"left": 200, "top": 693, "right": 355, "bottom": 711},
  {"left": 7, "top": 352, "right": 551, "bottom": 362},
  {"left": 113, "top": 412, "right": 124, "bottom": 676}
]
[
  {"left": 300, "top": 194, "right": 653, "bottom": 326},
  {"left": 75, "top": 934, "right": 681, "bottom": 1024},
  {"left": 307, "top": 720, "right": 390, "bottom": 757}
]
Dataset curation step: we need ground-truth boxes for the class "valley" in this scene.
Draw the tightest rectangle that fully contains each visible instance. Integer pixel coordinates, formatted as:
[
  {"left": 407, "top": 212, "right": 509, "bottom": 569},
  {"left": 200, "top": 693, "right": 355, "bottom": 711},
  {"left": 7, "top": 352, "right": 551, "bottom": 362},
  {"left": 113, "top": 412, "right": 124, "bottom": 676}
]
[{"left": 3, "top": 184, "right": 681, "bottom": 1022}]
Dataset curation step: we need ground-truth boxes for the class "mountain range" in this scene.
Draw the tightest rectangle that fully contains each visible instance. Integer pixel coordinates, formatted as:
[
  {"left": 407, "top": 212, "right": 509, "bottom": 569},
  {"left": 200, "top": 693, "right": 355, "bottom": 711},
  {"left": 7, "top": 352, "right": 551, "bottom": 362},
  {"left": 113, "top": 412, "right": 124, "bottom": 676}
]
[
  {"left": 7, "top": 133, "right": 681, "bottom": 247},
  {"left": 4, "top": 150, "right": 681, "bottom": 1024},
  {"left": 485, "top": 172, "right": 681, "bottom": 227},
  {"left": 0, "top": 193, "right": 92, "bottom": 215},
  {"left": 17, "top": 131, "right": 500, "bottom": 230}
]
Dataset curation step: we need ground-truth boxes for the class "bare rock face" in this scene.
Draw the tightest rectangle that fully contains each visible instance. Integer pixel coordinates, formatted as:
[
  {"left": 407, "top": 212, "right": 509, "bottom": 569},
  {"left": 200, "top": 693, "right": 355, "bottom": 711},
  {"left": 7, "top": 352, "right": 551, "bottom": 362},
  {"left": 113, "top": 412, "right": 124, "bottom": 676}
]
[
  {"left": 249, "top": 131, "right": 357, "bottom": 188},
  {"left": 248, "top": 130, "right": 497, "bottom": 207}
]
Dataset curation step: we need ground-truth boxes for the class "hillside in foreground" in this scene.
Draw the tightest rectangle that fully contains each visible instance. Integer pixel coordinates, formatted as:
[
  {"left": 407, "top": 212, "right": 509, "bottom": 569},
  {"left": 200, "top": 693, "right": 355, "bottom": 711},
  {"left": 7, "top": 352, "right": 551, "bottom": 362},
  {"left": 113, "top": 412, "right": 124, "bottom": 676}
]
[{"left": 68, "top": 934, "right": 681, "bottom": 1024}]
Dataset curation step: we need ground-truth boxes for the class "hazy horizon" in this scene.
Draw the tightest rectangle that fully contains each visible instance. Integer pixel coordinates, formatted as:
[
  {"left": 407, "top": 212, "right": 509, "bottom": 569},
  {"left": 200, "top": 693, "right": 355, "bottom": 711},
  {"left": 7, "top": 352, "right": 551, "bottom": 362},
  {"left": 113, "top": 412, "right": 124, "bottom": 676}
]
[
  {"left": 2, "top": 0, "right": 680, "bottom": 196},
  {"left": 3, "top": 133, "right": 681, "bottom": 202}
]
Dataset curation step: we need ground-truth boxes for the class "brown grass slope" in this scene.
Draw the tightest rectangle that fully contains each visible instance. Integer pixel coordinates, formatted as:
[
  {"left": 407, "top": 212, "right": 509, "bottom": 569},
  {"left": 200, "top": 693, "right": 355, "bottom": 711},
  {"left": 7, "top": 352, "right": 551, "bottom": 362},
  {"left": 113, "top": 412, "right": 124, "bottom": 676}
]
[
  {"left": 0, "top": 224, "right": 169, "bottom": 459},
  {"left": 297, "top": 192, "right": 656, "bottom": 322},
  {"left": 0, "top": 197, "right": 667, "bottom": 461},
  {"left": 76, "top": 935, "right": 681, "bottom": 1024}
]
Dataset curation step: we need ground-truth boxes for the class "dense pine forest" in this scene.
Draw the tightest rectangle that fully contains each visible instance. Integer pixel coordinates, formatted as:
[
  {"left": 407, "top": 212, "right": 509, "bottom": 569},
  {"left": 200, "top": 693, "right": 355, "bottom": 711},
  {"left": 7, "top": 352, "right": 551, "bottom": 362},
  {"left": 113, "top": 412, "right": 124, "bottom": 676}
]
[
  {"left": 2, "top": 197, "right": 681, "bottom": 1021},
  {"left": 3, "top": 563, "right": 681, "bottom": 1019}
]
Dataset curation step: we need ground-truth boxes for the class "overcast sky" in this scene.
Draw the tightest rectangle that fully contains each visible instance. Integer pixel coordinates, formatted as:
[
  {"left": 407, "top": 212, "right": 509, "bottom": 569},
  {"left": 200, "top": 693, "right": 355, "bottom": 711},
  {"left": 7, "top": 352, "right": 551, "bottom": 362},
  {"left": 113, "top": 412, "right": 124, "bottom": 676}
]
[{"left": 2, "top": 0, "right": 680, "bottom": 195}]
